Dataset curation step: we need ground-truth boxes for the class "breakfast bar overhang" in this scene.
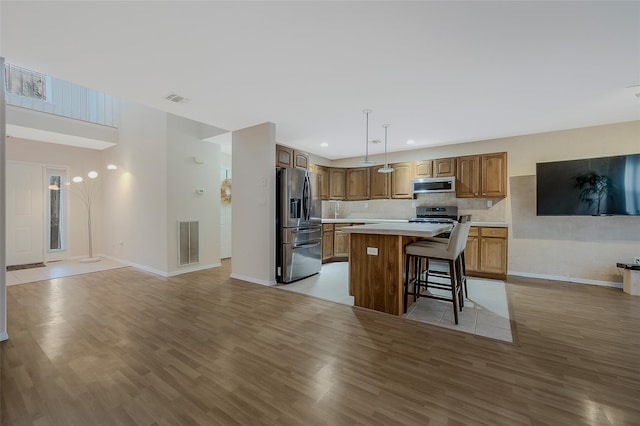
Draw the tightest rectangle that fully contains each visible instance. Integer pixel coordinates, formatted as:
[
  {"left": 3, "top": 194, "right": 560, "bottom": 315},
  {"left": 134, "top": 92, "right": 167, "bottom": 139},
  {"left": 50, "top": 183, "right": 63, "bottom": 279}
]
[{"left": 343, "top": 223, "right": 450, "bottom": 316}]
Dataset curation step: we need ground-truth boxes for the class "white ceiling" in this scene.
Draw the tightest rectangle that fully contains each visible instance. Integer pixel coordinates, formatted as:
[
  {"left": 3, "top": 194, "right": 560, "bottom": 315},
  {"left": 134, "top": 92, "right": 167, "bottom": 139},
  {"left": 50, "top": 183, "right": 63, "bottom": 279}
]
[{"left": 1, "top": 1, "right": 639, "bottom": 159}]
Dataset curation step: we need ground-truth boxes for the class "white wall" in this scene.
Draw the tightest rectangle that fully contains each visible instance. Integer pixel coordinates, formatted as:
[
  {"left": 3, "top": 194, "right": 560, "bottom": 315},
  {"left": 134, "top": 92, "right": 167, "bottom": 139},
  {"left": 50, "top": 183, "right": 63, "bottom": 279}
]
[
  {"left": 329, "top": 120, "right": 640, "bottom": 285},
  {"left": 231, "top": 122, "right": 276, "bottom": 285},
  {"left": 102, "top": 100, "right": 168, "bottom": 274},
  {"left": 165, "top": 113, "right": 221, "bottom": 274},
  {"left": 1, "top": 56, "right": 7, "bottom": 342},
  {"left": 6, "top": 138, "right": 104, "bottom": 258}
]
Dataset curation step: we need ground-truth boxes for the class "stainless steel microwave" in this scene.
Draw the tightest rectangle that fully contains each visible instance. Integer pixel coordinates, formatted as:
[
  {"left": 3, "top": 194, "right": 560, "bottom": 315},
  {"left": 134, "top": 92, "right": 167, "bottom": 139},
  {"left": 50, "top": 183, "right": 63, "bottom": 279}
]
[{"left": 412, "top": 176, "right": 456, "bottom": 194}]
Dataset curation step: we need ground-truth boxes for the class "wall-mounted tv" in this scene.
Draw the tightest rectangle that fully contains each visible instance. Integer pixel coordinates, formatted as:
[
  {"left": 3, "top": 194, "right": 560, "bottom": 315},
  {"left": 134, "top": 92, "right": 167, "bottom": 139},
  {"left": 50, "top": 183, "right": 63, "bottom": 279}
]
[{"left": 536, "top": 154, "right": 640, "bottom": 216}]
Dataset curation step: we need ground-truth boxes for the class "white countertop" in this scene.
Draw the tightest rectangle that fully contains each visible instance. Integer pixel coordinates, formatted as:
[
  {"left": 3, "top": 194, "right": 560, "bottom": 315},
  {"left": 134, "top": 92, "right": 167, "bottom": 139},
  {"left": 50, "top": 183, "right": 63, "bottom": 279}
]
[
  {"left": 322, "top": 218, "right": 508, "bottom": 227},
  {"left": 470, "top": 222, "right": 509, "bottom": 227},
  {"left": 342, "top": 222, "right": 450, "bottom": 237},
  {"left": 322, "top": 218, "right": 408, "bottom": 224}
]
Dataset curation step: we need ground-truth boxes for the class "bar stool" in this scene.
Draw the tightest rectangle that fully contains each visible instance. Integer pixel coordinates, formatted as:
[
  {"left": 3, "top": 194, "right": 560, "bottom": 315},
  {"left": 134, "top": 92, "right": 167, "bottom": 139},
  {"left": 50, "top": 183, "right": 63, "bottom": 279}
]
[{"left": 403, "top": 215, "right": 472, "bottom": 324}]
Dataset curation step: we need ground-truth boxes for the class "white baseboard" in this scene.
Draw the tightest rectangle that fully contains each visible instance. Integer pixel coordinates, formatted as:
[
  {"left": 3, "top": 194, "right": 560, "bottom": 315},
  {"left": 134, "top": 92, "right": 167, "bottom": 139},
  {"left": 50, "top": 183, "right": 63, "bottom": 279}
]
[
  {"left": 166, "top": 263, "right": 221, "bottom": 277},
  {"left": 102, "top": 255, "right": 168, "bottom": 277},
  {"left": 230, "top": 273, "right": 276, "bottom": 286},
  {"left": 103, "top": 255, "right": 221, "bottom": 278},
  {"left": 508, "top": 270, "right": 623, "bottom": 289},
  {"left": 0, "top": 331, "right": 8, "bottom": 342}
]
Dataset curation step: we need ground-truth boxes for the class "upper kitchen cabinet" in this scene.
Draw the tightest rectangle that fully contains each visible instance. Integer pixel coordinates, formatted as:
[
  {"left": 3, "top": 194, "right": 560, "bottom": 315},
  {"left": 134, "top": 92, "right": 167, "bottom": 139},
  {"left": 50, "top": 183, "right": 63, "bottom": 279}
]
[
  {"left": 415, "top": 160, "right": 433, "bottom": 178},
  {"left": 276, "top": 144, "right": 308, "bottom": 169},
  {"left": 329, "top": 168, "right": 346, "bottom": 200},
  {"left": 456, "top": 155, "right": 480, "bottom": 198},
  {"left": 390, "top": 162, "right": 415, "bottom": 199},
  {"left": 456, "top": 152, "right": 507, "bottom": 198},
  {"left": 315, "top": 165, "right": 330, "bottom": 200},
  {"left": 482, "top": 152, "right": 507, "bottom": 197},
  {"left": 346, "top": 167, "right": 370, "bottom": 201},
  {"left": 370, "top": 166, "right": 391, "bottom": 199},
  {"left": 294, "top": 151, "right": 309, "bottom": 169},
  {"left": 433, "top": 157, "right": 456, "bottom": 177}
]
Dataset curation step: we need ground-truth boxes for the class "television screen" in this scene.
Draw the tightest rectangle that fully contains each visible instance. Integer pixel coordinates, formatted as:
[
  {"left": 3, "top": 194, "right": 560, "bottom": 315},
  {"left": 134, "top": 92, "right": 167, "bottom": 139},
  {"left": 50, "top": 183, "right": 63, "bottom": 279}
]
[{"left": 536, "top": 154, "right": 640, "bottom": 216}]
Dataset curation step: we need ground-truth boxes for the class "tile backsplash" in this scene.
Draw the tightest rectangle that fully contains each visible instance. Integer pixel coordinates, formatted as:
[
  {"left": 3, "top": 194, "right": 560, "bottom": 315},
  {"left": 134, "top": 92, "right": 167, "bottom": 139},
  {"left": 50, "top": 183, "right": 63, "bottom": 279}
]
[{"left": 322, "top": 193, "right": 507, "bottom": 223}]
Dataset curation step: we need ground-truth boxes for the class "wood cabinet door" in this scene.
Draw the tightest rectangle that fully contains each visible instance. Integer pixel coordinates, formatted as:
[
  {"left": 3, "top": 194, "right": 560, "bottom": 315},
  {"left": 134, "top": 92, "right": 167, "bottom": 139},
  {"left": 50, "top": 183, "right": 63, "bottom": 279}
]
[
  {"left": 333, "top": 226, "right": 350, "bottom": 257},
  {"left": 433, "top": 158, "right": 456, "bottom": 177},
  {"left": 456, "top": 155, "right": 480, "bottom": 198},
  {"left": 370, "top": 167, "right": 391, "bottom": 199},
  {"left": 346, "top": 167, "right": 370, "bottom": 200},
  {"left": 415, "top": 160, "right": 433, "bottom": 178},
  {"left": 294, "top": 151, "right": 309, "bottom": 170},
  {"left": 482, "top": 152, "right": 507, "bottom": 197},
  {"left": 329, "top": 168, "right": 346, "bottom": 200},
  {"left": 479, "top": 237, "right": 507, "bottom": 275},
  {"left": 390, "top": 162, "right": 414, "bottom": 199},
  {"left": 276, "top": 145, "right": 294, "bottom": 168},
  {"left": 322, "top": 229, "right": 334, "bottom": 261},
  {"left": 465, "top": 233, "right": 479, "bottom": 273},
  {"left": 316, "top": 166, "right": 330, "bottom": 200}
]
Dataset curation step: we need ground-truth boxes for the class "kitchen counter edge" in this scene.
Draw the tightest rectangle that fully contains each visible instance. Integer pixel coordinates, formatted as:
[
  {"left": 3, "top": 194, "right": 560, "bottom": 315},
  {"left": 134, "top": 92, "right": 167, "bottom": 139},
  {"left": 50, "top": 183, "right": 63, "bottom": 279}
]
[{"left": 322, "top": 218, "right": 509, "bottom": 227}]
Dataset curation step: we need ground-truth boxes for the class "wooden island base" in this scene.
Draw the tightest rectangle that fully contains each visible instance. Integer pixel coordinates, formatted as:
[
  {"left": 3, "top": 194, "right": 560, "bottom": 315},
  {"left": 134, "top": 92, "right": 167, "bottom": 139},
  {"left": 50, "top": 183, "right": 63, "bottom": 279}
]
[{"left": 349, "top": 233, "right": 422, "bottom": 316}]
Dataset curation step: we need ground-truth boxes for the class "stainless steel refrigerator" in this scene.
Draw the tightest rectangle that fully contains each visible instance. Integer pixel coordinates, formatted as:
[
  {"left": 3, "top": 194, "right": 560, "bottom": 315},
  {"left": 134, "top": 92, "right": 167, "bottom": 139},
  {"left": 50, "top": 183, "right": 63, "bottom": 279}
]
[{"left": 276, "top": 167, "right": 322, "bottom": 283}]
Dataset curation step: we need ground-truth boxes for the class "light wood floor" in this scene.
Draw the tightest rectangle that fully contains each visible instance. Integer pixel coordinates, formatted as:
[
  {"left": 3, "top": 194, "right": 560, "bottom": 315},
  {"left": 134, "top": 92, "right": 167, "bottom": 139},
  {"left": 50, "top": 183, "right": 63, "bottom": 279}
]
[{"left": 2, "top": 261, "right": 640, "bottom": 425}]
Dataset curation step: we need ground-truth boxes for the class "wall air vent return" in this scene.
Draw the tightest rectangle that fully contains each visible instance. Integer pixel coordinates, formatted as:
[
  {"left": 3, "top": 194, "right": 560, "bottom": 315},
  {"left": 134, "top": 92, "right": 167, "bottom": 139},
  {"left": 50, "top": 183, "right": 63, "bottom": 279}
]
[
  {"left": 178, "top": 220, "right": 199, "bottom": 266},
  {"left": 165, "top": 93, "right": 189, "bottom": 104}
]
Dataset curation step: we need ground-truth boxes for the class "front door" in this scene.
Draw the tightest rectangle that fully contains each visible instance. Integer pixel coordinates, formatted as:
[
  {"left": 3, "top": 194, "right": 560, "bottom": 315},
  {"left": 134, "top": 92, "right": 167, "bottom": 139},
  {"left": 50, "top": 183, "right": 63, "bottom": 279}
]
[{"left": 6, "top": 162, "right": 45, "bottom": 266}]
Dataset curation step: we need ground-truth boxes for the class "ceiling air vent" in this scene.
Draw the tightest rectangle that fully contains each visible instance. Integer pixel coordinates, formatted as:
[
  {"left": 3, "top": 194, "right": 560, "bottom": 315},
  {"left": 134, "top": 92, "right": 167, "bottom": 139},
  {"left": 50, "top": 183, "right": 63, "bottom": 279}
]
[{"left": 165, "top": 93, "right": 189, "bottom": 104}]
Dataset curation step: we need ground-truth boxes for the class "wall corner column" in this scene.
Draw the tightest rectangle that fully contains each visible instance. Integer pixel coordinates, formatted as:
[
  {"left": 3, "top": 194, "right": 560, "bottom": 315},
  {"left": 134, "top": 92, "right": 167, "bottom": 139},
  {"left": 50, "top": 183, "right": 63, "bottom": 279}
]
[{"left": 0, "top": 57, "right": 8, "bottom": 341}]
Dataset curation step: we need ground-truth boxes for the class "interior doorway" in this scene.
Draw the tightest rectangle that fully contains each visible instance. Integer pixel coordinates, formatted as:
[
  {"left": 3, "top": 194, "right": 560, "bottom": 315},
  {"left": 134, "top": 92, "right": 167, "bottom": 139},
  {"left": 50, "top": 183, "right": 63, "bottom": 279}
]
[
  {"left": 6, "top": 161, "right": 69, "bottom": 267},
  {"left": 6, "top": 161, "right": 45, "bottom": 266}
]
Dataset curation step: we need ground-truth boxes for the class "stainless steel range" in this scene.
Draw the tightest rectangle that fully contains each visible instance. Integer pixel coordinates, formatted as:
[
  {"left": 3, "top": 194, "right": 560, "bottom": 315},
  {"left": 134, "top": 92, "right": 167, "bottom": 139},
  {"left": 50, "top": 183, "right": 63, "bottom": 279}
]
[{"left": 409, "top": 205, "right": 458, "bottom": 237}]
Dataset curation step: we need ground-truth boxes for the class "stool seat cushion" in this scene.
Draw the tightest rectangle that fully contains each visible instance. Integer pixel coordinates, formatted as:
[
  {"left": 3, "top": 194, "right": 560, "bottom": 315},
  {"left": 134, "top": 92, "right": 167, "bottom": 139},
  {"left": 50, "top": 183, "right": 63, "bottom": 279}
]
[{"left": 405, "top": 242, "right": 452, "bottom": 259}]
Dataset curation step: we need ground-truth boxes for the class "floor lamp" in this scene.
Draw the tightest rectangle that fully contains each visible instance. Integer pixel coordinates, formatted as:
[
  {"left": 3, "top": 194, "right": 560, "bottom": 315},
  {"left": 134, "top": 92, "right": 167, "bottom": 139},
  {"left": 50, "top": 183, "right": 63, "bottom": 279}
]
[
  {"left": 71, "top": 165, "right": 116, "bottom": 263},
  {"left": 72, "top": 171, "right": 100, "bottom": 262}
]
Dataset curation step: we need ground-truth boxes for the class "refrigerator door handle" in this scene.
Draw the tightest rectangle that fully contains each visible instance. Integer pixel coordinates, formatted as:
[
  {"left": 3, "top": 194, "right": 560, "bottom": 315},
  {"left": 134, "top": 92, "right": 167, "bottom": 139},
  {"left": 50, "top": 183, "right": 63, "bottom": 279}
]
[
  {"left": 306, "top": 175, "right": 312, "bottom": 221},
  {"left": 302, "top": 175, "right": 310, "bottom": 221},
  {"left": 294, "top": 241, "right": 320, "bottom": 249}
]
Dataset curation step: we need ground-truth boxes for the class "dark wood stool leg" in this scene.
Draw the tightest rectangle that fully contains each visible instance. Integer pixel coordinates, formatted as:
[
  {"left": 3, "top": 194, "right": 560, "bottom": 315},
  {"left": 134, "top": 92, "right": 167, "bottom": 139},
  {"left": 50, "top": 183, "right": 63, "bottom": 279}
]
[
  {"left": 449, "top": 259, "right": 459, "bottom": 324},
  {"left": 460, "top": 250, "right": 468, "bottom": 298}
]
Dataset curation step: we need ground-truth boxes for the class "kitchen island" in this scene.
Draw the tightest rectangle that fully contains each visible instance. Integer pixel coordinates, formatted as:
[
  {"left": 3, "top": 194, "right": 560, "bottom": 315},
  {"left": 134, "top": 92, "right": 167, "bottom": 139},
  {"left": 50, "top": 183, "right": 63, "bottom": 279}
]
[{"left": 343, "top": 223, "right": 449, "bottom": 316}]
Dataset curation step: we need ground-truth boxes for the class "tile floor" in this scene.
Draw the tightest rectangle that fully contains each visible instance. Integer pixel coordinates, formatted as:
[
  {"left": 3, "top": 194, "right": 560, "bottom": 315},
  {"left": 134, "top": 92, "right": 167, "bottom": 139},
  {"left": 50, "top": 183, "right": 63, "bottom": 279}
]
[
  {"left": 279, "top": 262, "right": 514, "bottom": 343},
  {"left": 6, "top": 257, "right": 128, "bottom": 286},
  {"left": 275, "top": 262, "right": 354, "bottom": 305}
]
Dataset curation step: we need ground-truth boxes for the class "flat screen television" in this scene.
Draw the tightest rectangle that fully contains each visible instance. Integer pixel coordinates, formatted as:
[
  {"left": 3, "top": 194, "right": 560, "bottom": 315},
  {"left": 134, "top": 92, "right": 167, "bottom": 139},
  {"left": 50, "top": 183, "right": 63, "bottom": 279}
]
[{"left": 536, "top": 154, "right": 640, "bottom": 216}]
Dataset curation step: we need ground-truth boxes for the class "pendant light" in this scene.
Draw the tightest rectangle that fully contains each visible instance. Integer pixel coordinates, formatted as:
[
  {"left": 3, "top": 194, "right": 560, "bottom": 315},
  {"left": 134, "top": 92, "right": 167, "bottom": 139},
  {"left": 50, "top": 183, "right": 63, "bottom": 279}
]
[
  {"left": 361, "top": 109, "right": 373, "bottom": 165},
  {"left": 378, "top": 124, "right": 394, "bottom": 173}
]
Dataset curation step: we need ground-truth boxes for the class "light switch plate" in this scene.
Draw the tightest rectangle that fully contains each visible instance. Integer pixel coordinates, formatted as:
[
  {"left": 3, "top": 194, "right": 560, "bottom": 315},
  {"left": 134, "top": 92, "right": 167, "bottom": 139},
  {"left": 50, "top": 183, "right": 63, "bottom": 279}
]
[{"left": 366, "top": 247, "right": 378, "bottom": 256}]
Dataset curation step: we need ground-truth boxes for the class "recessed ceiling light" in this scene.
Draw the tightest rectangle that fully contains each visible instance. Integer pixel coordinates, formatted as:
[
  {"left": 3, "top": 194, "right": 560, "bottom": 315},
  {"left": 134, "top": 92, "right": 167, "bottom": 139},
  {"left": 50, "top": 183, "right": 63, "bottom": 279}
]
[
  {"left": 320, "top": 142, "right": 328, "bottom": 147},
  {"left": 406, "top": 139, "right": 415, "bottom": 145}
]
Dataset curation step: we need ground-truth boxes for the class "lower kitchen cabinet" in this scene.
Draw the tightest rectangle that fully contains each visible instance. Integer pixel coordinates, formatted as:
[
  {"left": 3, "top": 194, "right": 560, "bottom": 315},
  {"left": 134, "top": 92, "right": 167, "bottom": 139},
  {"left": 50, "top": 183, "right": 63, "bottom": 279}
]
[
  {"left": 322, "top": 223, "right": 355, "bottom": 262},
  {"left": 322, "top": 224, "right": 334, "bottom": 261},
  {"left": 333, "top": 224, "right": 351, "bottom": 257},
  {"left": 465, "top": 226, "right": 508, "bottom": 279}
]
